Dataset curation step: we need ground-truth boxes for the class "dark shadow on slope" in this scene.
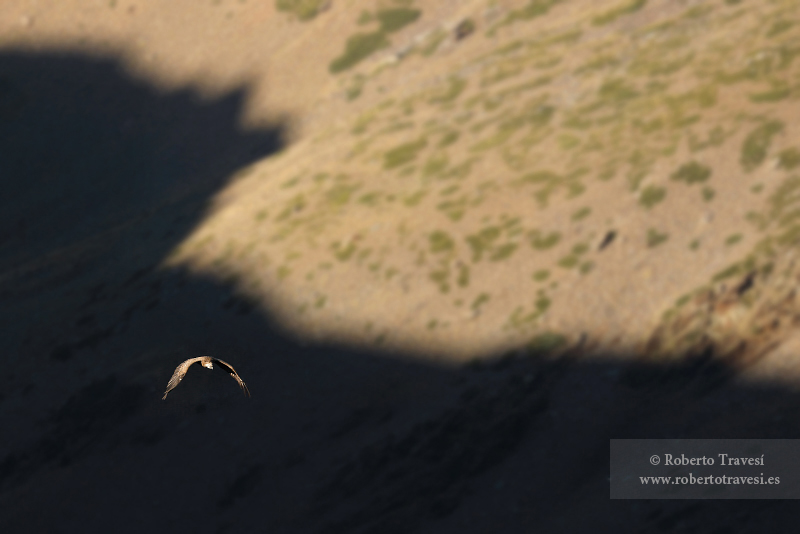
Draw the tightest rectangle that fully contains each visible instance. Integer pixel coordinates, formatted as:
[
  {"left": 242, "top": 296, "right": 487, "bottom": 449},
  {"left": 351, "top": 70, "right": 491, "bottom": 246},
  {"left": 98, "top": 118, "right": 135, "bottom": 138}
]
[
  {"left": 0, "top": 46, "right": 284, "bottom": 505},
  {"left": 3, "top": 48, "right": 800, "bottom": 534},
  {"left": 0, "top": 49, "right": 283, "bottom": 280}
]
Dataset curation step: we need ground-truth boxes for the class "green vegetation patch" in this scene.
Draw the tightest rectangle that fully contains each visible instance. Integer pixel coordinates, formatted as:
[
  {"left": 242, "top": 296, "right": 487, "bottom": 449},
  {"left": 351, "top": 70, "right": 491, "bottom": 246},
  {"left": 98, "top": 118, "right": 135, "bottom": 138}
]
[
  {"left": 529, "top": 229, "right": 561, "bottom": 250},
  {"left": 325, "top": 183, "right": 360, "bottom": 205},
  {"left": 571, "top": 242, "right": 589, "bottom": 255},
  {"left": 471, "top": 103, "right": 555, "bottom": 152},
  {"left": 276, "top": 0, "right": 328, "bottom": 21},
  {"left": 571, "top": 207, "right": 591, "bottom": 221},
  {"left": 276, "top": 194, "right": 307, "bottom": 221},
  {"left": 357, "top": 10, "right": 374, "bottom": 25},
  {"left": 740, "top": 121, "right": 784, "bottom": 172},
  {"left": 688, "top": 126, "right": 727, "bottom": 152},
  {"left": 471, "top": 292, "right": 490, "bottom": 310},
  {"left": 513, "top": 0, "right": 563, "bottom": 20},
  {"left": 423, "top": 153, "right": 449, "bottom": 176},
  {"left": 429, "top": 267, "right": 451, "bottom": 293},
  {"left": 438, "top": 131, "right": 460, "bottom": 148},
  {"left": 466, "top": 226, "right": 501, "bottom": 262},
  {"left": 403, "top": 190, "right": 427, "bottom": 206},
  {"left": 331, "top": 241, "right": 357, "bottom": 261},
  {"left": 277, "top": 265, "right": 291, "bottom": 280},
  {"left": 280, "top": 176, "right": 301, "bottom": 189},
  {"left": 626, "top": 150, "right": 656, "bottom": 191},
  {"left": 597, "top": 167, "right": 616, "bottom": 181},
  {"left": 579, "top": 261, "right": 595, "bottom": 275},
  {"left": 770, "top": 175, "right": 800, "bottom": 223},
  {"left": 345, "top": 75, "right": 366, "bottom": 101},
  {"left": 751, "top": 175, "right": 800, "bottom": 242},
  {"left": 490, "top": 243, "right": 518, "bottom": 261},
  {"left": 429, "top": 77, "right": 468, "bottom": 105},
  {"left": 558, "top": 134, "right": 581, "bottom": 150},
  {"left": 507, "top": 306, "right": 540, "bottom": 329},
  {"left": 376, "top": 8, "right": 421, "bottom": 33},
  {"left": 533, "top": 269, "right": 550, "bottom": 281},
  {"left": 535, "top": 294, "right": 551, "bottom": 313},
  {"left": 575, "top": 54, "right": 621, "bottom": 75},
  {"left": 646, "top": 228, "right": 669, "bottom": 248},
  {"left": 516, "top": 169, "right": 586, "bottom": 207},
  {"left": 489, "top": 0, "right": 564, "bottom": 35},
  {"left": 767, "top": 20, "right": 795, "bottom": 38},
  {"left": 439, "top": 185, "right": 459, "bottom": 197},
  {"left": 749, "top": 85, "right": 791, "bottom": 103},
  {"left": 442, "top": 158, "right": 476, "bottom": 180},
  {"left": 558, "top": 255, "right": 579, "bottom": 268},
  {"left": 592, "top": 0, "right": 647, "bottom": 26},
  {"left": 725, "top": 233, "right": 743, "bottom": 246},
  {"left": 711, "top": 256, "right": 757, "bottom": 283},
  {"left": 670, "top": 161, "right": 712, "bottom": 185},
  {"left": 358, "top": 192, "right": 382, "bottom": 206},
  {"left": 383, "top": 138, "right": 427, "bottom": 169},
  {"left": 525, "top": 331, "right": 567, "bottom": 355},
  {"left": 436, "top": 195, "right": 470, "bottom": 221},
  {"left": 682, "top": 5, "right": 714, "bottom": 19},
  {"left": 597, "top": 79, "right": 640, "bottom": 105},
  {"left": 629, "top": 50, "right": 695, "bottom": 77},
  {"left": 639, "top": 186, "right": 666, "bottom": 209},
  {"left": 329, "top": 32, "right": 390, "bottom": 73},
  {"left": 778, "top": 148, "right": 800, "bottom": 170},
  {"left": 429, "top": 231, "right": 455, "bottom": 254},
  {"left": 457, "top": 263, "right": 470, "bottom": 287}
]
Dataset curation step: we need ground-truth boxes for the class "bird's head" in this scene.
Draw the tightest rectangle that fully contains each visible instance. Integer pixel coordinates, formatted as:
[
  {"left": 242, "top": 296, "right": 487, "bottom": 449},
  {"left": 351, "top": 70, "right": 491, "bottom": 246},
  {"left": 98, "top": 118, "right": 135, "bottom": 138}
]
[{"left": 202, "top": 361, "right": 214, "bottom": 370}]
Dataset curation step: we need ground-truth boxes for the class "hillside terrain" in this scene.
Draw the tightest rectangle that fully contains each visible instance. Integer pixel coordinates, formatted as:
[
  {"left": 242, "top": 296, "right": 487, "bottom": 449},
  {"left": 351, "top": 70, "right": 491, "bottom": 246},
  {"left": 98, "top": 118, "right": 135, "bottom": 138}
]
[{"left": 3, "top": 0, "right": 800, "bottom": 532}]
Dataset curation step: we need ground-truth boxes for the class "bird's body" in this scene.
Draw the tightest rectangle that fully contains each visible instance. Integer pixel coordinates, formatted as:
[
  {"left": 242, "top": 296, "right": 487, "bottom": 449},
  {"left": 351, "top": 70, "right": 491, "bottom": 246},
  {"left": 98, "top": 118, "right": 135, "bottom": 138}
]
[{"left": 162, "top": 356, "right": 250, "bottom": 399}]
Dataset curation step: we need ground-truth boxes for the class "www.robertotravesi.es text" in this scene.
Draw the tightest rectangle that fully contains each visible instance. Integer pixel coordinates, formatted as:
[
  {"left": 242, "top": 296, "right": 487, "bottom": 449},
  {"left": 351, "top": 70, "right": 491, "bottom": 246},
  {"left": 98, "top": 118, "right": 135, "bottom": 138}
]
[{"left": 640, "top": 474, "right": 780, "bottom": 485}]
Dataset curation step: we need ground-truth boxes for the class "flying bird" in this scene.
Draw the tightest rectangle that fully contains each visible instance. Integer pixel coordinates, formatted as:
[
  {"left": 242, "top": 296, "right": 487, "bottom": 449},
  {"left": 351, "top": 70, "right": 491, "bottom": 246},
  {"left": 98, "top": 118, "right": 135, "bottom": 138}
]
[{"left": 162, "top": 356, "right": 250, "bottom": 400}]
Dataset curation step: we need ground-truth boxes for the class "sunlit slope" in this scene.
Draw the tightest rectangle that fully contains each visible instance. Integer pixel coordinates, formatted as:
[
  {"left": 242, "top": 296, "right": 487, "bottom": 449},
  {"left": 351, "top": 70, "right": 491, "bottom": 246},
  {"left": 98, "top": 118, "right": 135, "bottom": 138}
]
[{"left": 168, "top": 0, "right": 800, "bottom": 361}]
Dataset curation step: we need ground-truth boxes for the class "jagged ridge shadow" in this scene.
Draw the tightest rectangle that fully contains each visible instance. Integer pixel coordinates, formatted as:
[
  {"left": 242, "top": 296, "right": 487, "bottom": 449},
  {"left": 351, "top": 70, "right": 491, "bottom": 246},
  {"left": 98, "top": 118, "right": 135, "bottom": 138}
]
[
  {"left": 2, "top": 48, "right": 800, "bottom": 534},
  {"left": 0, "top": 49, "right": 283, "bottom": 274}
]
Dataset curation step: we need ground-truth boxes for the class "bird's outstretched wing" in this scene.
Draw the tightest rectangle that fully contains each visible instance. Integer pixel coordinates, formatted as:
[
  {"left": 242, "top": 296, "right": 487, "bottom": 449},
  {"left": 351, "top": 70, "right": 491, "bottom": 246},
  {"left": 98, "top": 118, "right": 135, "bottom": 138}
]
[
  {"left": 212, "top": 358, "right": 251, "bottom": 397},
  {"left": 162, "top": 357, "right": 205, "bottom": 400}
]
